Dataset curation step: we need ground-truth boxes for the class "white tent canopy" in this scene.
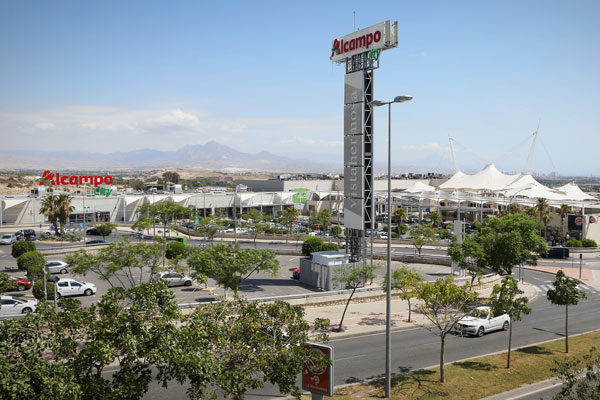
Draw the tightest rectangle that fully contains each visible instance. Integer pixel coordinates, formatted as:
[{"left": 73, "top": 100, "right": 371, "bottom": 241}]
[
  {"left": 403, "top": 181, "right": 436, "bottom": 193},
  {"left": 557, "top": 182, "right": 597, "bottom": 201},
  {"left": 438, "top": 171, "right": 468, "bottom": 191},
  {"left": 502, "top": 182, "right": 569, "bottom": 201}
]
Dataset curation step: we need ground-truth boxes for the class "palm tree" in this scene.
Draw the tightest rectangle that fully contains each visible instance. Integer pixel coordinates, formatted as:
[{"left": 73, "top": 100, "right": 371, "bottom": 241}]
[
  {"left": 541, "top": 209, "right": 552, "bottom": 240},
  {"left": 536, "top": 198, "right": 548, "bottom": 224},
  {"left": 56, "top": 194, "right": 75, "bottom": 235},
  {"left": 559, "top": 204, "right": 571, "bottom": 238},
  {"left": 394, "top": 208, "right": 407, "bottom": 224},
  {"left": 525, "top": 207, "right": 537, "bottom": 218},
  {"left": 39, "top": 194, "right": 60, "bottom": 234}
]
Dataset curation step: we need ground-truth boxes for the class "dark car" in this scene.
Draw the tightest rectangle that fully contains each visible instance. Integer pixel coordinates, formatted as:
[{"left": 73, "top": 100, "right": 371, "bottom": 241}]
[
  {"left": 85, "top": 239, "right": 110, "bottom": 246},
  {"left": 86, "top": 228, "right": 100, "bottom": 236},
  {"left": 542, "top": 247, "right": 570, "bottom": 259},
  {"left": 292, "top": 268, "right": 300, "bottom": 280},
  {"left": 15, "top": 229, "right": 36, "bottom": 241}
]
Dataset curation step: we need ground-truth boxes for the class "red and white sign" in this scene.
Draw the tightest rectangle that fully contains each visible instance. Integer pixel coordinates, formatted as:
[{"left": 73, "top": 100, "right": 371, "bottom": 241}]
[
  {"left": 302, "top": 343, "right": 334, "bottom": 396},
  {"left": 330, "top": 20, "right": 398, "bottom": 63}
]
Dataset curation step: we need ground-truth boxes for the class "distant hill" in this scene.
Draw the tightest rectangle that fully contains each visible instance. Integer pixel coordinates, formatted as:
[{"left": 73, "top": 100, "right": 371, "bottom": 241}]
[{"left": 0, "top": 141, "right": 335, "bottom": 172}]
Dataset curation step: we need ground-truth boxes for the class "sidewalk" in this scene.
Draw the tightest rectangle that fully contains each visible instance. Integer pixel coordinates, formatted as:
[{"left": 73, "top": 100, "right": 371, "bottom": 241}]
[
  {"left": 304, "top": 281, "right": 538, "bottom": 338},
  {"left": 527, "top": 263, "right": 600, "bottom": 290}
]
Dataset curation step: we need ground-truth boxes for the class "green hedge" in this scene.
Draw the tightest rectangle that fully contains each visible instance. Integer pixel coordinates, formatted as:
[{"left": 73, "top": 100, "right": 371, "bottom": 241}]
[
  {"left": 11, "top": 241, "right": 36, "bottom": 258},
  {"left": 566, "top": 239, "right": 598, "bottom": 248}
]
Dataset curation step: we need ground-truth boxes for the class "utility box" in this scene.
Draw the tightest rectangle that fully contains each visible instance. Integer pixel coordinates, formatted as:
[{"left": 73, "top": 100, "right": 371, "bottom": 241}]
[{"left": 299, "top": 251, "right": 350, "bottom": 291}]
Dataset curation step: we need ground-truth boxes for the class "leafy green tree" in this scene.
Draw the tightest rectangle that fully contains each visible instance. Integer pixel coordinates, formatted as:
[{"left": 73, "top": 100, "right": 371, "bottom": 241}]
[
  {"left": 148, "top": 200, "right": 190, "bottom": 238},
  {"left": 552, "top": 346, "right": 600, "bottom": 400},
  {"left": 96, "top": 222, "right": 117, "bottom": 240},
  {"left": 333, "top": 263, "right": 376, "bottom": 332},
  {"left": 16, "top": 251, "right": 46, "bottom": 280},
  {"left": 162, "top": 171, "right": 180, "bottom": 184},
  {"left": 394, "top": 208, "right": 406, "bottom": 224},
  {"left": 410, "top": 224, "right": 436, "bottom": 256},
  {"left": 416, "top": 276, "right": 479, "bottom": 383},
  {"left": 320, "top": 242, "right": 339, "bottom": 252},
  {"left": 281, "top": 206, "right": 300, "bottom": 243},
  {"left": 165, "top": 241, "right": 187, "bottom": 259},
  {"left": 188, "top": 243, "right": 279, "bottom": 297},
  {"left": 490, "top": 276, "right": 532, "bottom": 368},
  {"left": 132, "top": 216, "right": 153, "bottom": 237},
  {"left": 246, "top": 209, "right": 265, "bottom": 247},
  {"left": 302, "top": 237, "right": 325, "bottom": 257},
  {"left": 0, "top": 272, "right": 15, "bottom": 293},
  {"left": 317, "top": 209, "right": 332, "bottom": 233},
  {"left": 383, "top": 266, "right": 423, "bottom": 322},
  {"left": 477, "top": 213, "right": 547, "bottom": 275},
  {"left": 330, "top": 225, "right": 343, "bottom": 244},
  {"left": 448, "top": 235, "right": 486, "bottom": 287},
  {"left": 66, "top": 238, "right": 164, "bottom": 288},
  {"left": 11, "top": 240, "right": 36, "bottom": 258},
  {"left": 547, "top": 270, "right": 587, "bottom": 353},
  {"left": 129, "top": 179, "right": 145, "bottom": 191}
]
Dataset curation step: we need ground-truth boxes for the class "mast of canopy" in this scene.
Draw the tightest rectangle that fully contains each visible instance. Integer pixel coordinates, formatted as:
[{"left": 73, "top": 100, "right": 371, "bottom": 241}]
[
  {"left": 448, "top": 133, "right": 459, "bottom": 173},
  {"left": 522, "top": 122, "right": 540, "bottom": 175}
]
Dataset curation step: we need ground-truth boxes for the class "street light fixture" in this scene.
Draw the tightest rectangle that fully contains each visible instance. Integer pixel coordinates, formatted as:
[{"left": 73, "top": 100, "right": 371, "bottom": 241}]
[{"left": 369, "top": 94, "right": 413, "bottom": 398}]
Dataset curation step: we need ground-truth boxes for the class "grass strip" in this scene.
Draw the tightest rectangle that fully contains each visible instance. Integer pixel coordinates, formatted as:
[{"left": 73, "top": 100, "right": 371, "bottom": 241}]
[{"left": 321, "top": 330, "right": 600, "bottom": 399}]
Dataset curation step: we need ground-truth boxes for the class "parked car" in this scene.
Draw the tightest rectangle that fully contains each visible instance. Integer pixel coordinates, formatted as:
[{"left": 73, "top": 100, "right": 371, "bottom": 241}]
[
  {"left": 8, "top": 276, "right": 32, "bottom": 291},
  {"left": 0, "top": 234, "right": 17, "bottom": 245},
  {"left": 86, "top": 228, "right": 100, "bottom": 236},
  {"left": 85, "top": 239, "right": 111, "bottom": 246},
  {"left": 55, "top": 278, "right": 96, "bottom": 298},
  {"left": 456, "top": 306, "right": 510, "bottom": 337},
  {"left": 15, "top": 229, "right": 37, "bottom": 241},
  {"left": 152, "top": 272, "right": 193, "bottom": 287},
  {"left": 292, "top": 268, "right": 300, "bottom": 280},
  {"left": 45, "top": 260, "right": 70, "bottom": 274},
  {"left": 542, "top": 247, "right": 570, "bottom": 259},
  {"left": 0, "top": 295, "right": 37, "bottom": 315}
]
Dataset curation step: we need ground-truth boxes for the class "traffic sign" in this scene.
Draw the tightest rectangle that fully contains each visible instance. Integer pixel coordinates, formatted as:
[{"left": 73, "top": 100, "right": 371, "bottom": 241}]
[{"left": 302, "top": 343, "right": 334, "bottom": 397}]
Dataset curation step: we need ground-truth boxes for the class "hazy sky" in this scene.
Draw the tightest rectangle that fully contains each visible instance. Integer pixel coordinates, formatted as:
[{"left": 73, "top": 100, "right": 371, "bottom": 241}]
[{"left": 1, "top": 1, "right": 598, "bottom": 175}]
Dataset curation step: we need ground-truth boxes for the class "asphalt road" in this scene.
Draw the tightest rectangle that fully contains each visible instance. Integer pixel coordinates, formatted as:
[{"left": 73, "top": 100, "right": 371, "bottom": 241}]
[{"left": 137, "top": 269, "right": 600, "bottom": 399}]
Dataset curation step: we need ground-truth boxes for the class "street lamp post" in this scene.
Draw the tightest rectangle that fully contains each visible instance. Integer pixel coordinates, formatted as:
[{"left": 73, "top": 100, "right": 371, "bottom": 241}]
[{"left": 369, "top": 95, "right": 413, "bottom": 398}]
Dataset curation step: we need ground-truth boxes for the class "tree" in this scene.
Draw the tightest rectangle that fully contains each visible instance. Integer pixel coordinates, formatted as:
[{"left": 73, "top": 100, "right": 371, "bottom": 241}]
[
  {"left": 39, "top": 194, "right": 60, "bottom": 235},
  {"left": 132, "top": 216, "right": 153, "bottom": 238},
  {"left": 490, "top": 276, "right": 532, "bottom": 368},
  {"left": 316, "top": 210, "right": 333, "bottom": 233},
  {"left": 448, "top": 235, "right": 486, "bottom": 287},
  {"left": 165, "top": 241, "right": 187, "bottom": 259},
  {"left": 56, "top": 193, "right": 75, "bottom": 235},
  {"left": 96, "top": 222, "right": 117, "bottom": 240},
  {"left": 428, "top": 211, "right": 442, "bottom": 227},
  {"left": 330, "top": 225, "right": 343, "bottom": 244},
  {"left": 394, "top": 208, "right": 406, "bottom": 224},
  {"left": 383, "top": 266, "right": 423, "bottom": 322},
  {"left": 188, "top": 243, "right": 279, "bottom": 297},
  {"left": 333, "top": 263, "right": 376, "bottom": 332},
  {"left": 416, "top": 276, "right": 479, "bottom": 382},
  {"left": 162, "top": 171, "right": 180, "bottom": 184},
  {"left": 66, "top": 238, "right": 164, "bottom": 288},
  {"left": 559, "top": 204, "right": 572, "bottom": 238},
  {"left": 246, "top": 209, "right": 265, "bottom": 247},
  {"left": 16, "top": 251, "right": 46, "bottom": 280},
  {"left": 281, "top": 207, "right": 299, "bottom": 243},
  {"left": 410, "top": 224, "right": 436, "bottom": 256},
  {"left": 0, "top": 272, "right": 15, "bottom": 294},
  {"left": 476, "top": 213, "right": 547, "bottom": 275},
  {"left": 148, "top": 200, "right": 190, "bottom": 238},
  {"left": 547, "top": 270, "right": 586, "bottom": 353},
  {"left": 525, "top": 206, "right": 538, "bottom": 218},
  {"left": 129, "top": 179, "right": 145, "bottom": 191},
  {"left": 11, "top": 240, "right": 36, "bottom": 258},
  {"left": 552, "top": 346, "right": 600, "bottom": 400},
  {"left": 302, "top": 237, "right": 325, "bottom": 257}
]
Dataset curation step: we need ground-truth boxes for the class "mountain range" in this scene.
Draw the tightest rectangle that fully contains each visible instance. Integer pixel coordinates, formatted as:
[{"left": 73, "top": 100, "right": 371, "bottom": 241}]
[{"left": 0, "top": 141, "right": 335, "bottom": 172}]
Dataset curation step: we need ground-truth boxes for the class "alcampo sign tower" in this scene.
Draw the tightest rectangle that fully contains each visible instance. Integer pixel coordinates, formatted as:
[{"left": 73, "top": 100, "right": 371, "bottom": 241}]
[{"left": 331, "top": 20, "right": 398, "bottom": 262}]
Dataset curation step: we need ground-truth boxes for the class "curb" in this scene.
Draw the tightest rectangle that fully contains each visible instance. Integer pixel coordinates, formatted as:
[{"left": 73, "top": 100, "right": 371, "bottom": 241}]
[{"left": 480, "top": 377, "right": 561, "bottom": 400}]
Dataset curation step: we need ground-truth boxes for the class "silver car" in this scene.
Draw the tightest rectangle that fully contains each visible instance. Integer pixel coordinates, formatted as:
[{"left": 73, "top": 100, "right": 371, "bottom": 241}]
[
  {"left": 0, "top": 295, "right": 37, "bottom": 316},
  {"left": 152, "top": 272, "right": 193, "bottom": 287},
  {"left": 0, "top": 234, "right": 17, "bottom": 245},
  {"left": 45, "top": 260, "right": 70, "bottom": 274}
]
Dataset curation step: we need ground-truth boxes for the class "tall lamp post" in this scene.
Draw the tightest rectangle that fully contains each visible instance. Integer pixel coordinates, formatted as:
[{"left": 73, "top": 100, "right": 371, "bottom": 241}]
[{"left": 369, "top": 95, "right": 413, "bottom": 398}]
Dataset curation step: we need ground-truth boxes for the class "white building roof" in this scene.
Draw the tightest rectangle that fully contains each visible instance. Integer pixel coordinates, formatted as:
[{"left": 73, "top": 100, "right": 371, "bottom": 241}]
[
  {"left": 557, "top": 182, "right": 597, "bottom": 201},
  {"left": 403, "top": 181, "right": 436, "bottom": 193}
]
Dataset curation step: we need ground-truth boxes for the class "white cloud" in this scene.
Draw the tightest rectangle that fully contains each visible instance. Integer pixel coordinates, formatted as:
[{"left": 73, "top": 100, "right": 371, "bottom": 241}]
[
  {"left": 34, "top": 122, "right": 56, "bottom": 130},
  {"left": 81, "top": 122, "right": 97, "bottom": 129}
]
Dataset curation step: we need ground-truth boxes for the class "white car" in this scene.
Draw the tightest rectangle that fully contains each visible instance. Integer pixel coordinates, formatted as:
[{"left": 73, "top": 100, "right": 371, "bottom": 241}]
[
  {"left": 0, "top": 233, "right": 17, "bottom": 245},
  {"left": 45, "top": 260, "right": 70, "bottom": 274},
  {"left": 152, "top": 272, "right": 193, "bottom": 287},
  {"left": 0, "top": 295, "right": 37, "bottom": 315},
  {"left": 456, "top": 306, "right": 510, "bottom": 337},
  {"left": 55, "top": 278, "right": 96, "bottom": 298}
]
